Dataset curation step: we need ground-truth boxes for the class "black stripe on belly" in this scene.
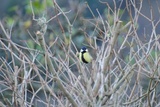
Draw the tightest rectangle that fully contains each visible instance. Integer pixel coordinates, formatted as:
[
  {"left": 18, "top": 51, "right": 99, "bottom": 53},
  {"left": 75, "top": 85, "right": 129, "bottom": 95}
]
[{"left": 82, "top": 53, "right": 88, "bottom": 63}]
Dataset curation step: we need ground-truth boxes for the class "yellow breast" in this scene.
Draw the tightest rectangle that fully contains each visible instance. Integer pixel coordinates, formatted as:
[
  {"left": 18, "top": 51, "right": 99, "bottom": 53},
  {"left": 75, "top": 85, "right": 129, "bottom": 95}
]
[{"left": 79, "top": 52, "right": 92, "bottom": 63}]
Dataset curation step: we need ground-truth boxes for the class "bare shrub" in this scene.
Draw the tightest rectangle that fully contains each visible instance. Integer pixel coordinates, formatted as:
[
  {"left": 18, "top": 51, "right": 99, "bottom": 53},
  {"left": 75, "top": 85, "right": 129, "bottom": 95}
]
[{"left": 0, "top": 0, "right": 160, "bottom": 107}]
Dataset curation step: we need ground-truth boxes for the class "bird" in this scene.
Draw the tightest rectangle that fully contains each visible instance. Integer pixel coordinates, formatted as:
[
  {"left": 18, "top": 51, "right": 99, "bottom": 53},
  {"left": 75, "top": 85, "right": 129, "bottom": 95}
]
[{"left": 79, "top": 47, "right": 92, "bottom": 63}]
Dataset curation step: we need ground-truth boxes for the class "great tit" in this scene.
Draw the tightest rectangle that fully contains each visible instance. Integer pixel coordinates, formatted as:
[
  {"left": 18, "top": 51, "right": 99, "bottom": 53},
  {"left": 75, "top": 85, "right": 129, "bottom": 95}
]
[{"left": 79, "top": 47, "right": 92, "bottom": 63}]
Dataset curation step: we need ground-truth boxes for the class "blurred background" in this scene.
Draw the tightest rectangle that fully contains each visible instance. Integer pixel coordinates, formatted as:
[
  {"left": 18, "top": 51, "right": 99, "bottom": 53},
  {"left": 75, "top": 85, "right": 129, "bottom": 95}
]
[
  {"left": 0, "top": 0, "right": 160, "bottom": 39},
  {"left": 1, "top": 0, "right": 160, "bottom": 44}
]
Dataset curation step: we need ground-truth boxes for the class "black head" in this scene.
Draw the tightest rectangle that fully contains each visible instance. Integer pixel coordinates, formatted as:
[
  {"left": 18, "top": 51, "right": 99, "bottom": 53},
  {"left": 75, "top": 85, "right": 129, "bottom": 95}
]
[{"left": 80, "top": 47, "right": 88, "bottom": 53}]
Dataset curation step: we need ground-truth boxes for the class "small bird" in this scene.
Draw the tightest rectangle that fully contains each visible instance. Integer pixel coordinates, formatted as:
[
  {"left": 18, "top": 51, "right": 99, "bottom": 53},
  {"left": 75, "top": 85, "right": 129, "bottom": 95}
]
[{"left": 79, "top": 47, "right": 92, "bottom": 63}]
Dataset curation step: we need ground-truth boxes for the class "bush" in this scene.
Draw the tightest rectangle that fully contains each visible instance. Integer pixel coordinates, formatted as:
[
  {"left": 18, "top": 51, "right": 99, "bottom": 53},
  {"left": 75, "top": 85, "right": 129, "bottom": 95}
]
[{"left": 0, "top": 0, "right": 160, "bottom": 107}]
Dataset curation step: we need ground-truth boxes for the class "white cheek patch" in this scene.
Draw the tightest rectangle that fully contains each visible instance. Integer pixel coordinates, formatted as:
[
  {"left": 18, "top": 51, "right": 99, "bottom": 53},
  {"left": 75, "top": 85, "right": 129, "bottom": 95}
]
[
  {"left": 80, "top": 49, "right": 83, "bottom": 52},
  {"left": 80, "top": 48, "right": 88, "bottom": 53}
]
